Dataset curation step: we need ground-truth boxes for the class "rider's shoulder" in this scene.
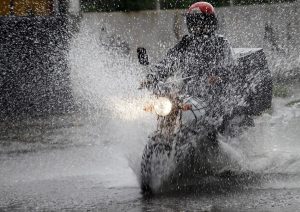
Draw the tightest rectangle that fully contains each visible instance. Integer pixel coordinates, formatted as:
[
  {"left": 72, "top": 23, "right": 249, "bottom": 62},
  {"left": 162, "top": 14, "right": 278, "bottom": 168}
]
[
  {"left": 177, "top": 34, "right": 193, "bottom": 47},
  {"left": 167, "top": 34, "right": 192, "bottom": 55},
  {"left": 180, "top": 34, "right": 194, "bottom": 46}
]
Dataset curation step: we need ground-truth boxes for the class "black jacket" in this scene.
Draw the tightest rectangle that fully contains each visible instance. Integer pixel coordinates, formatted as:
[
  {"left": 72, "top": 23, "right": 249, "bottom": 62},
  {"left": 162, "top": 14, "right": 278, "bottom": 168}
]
[{"left": 147, "top": 33, "right": 235, "bottom": 97}]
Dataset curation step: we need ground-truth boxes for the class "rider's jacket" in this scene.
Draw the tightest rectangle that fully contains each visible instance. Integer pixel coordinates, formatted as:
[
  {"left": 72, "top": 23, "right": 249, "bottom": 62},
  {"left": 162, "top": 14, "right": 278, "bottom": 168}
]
[{"left": 147, "top": 33, "right": 235, "bottom": 97}]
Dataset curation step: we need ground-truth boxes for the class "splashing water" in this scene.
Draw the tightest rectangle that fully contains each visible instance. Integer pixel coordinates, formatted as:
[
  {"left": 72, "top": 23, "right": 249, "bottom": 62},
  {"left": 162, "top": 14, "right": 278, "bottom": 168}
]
[
  {"left": 219, "top": 95, "right": 300, "bottom": 188},
  {"left": 66, "top": 15, "right": 300, "bottom": 191},
  {"left": 68, "top": 18, "right": 158, "bottom": 186}
]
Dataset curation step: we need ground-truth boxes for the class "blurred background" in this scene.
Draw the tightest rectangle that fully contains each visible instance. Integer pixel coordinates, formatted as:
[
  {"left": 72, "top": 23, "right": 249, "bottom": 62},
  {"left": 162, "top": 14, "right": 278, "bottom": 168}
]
[
  {"left": 80, "top": 0, "right": 296, "bottom": 11},
  {"left": 78, "top": 0, "right": 300, "bottom": 79}
]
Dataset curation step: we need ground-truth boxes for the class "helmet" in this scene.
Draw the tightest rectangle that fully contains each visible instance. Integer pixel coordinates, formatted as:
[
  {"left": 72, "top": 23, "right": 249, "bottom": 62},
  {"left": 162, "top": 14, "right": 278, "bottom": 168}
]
[{"left": 186, "top": 2, "right": 218, "bottom": 35}]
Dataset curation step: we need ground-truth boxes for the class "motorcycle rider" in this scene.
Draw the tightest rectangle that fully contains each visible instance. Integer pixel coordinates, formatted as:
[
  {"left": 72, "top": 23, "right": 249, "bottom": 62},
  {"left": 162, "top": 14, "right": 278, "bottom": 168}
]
[
  {"left": 144, "top": 1, "right": 235, "bottom": 91},
  {"left": 143, "top": 2, "right": 253, "bottom": 136}
]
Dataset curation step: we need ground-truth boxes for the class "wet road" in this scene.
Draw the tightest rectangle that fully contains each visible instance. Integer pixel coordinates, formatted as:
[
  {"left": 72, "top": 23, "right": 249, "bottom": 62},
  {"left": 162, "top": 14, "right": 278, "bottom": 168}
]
[
  {"left": 1, "top": 175, "right": 300, "bottom": 211},
  {"left": 1, "top": 92, "right": 300, "bottom": 211}
]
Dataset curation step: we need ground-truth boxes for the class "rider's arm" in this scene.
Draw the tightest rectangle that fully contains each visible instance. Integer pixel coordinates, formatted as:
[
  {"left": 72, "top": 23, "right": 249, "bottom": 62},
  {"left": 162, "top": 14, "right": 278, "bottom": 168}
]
[{"left": 144, "top": 35, "right": 191, "bottom": 88}]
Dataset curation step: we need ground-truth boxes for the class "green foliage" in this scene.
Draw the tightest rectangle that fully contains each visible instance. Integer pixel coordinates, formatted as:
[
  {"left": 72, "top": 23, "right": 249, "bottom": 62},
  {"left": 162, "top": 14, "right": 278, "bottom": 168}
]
[
  {"left": 81, "top": 0, "right": 155, "bottom": 12},
  {"left": 119, "top": 0, "right": 156, "bottom": 11},
  {"left": 81, "top": 0, "right": 118, "bottom": 12},
  {"left": 80, "top": 0, "right": 296, "bottom": 12},
  {"left": 160, "top": 0, "right": 230, "bottom": 9},
  {"left": 234, "top": 0, "right": 295, "bottom": 6}
]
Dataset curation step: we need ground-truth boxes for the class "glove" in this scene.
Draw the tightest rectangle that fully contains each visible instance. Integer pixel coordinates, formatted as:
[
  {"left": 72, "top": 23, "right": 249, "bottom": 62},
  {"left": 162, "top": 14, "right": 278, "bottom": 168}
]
[{"left": 208, "top": 75, "right": 222, "bottom": 85}]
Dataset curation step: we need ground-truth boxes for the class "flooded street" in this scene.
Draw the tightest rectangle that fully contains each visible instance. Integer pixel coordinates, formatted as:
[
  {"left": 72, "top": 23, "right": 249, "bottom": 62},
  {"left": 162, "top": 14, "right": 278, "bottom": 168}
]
[
  {"left": 1, "top": 3, "right": 300, "bottom": 211},
  {"left": 0, "top": 94, "right": 300, "bottom": 211}
]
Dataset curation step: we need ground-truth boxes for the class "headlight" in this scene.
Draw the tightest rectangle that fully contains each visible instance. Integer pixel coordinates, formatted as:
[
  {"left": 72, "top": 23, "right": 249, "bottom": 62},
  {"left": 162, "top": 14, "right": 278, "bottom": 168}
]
[{"left": 154, "top": 97, "right": 173, "bottom": 116}]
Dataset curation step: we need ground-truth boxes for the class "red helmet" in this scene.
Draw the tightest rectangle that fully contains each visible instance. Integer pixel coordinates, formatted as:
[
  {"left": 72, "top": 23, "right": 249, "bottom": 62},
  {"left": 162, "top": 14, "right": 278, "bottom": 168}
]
[{"left": 186, "top": 2, "right": 218, "bottom": 35}]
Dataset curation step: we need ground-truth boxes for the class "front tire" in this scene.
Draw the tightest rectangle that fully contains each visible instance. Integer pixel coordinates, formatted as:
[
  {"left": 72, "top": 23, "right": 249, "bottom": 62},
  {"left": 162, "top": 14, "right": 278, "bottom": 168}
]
[{"left": 140, "top": 141, "right": 172, "bottom": 194}]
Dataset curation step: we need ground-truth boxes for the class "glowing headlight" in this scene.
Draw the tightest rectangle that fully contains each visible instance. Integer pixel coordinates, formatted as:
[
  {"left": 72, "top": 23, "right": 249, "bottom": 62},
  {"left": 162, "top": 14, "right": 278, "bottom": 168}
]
[{"left": 154, "top": 97, "right": 173, "bottom": 116}]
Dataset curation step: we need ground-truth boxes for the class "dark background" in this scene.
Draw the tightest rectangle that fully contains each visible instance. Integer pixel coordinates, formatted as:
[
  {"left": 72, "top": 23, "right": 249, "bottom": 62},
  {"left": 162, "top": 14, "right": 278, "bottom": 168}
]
[{"left": 80, "top": 0, "right": 296, "bottom": 12}]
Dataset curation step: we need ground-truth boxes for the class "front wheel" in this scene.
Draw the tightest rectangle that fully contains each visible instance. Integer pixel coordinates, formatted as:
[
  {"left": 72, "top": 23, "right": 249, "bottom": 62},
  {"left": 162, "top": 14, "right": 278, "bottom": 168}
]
[{"left": 140, "top": 141, "right": 172, "bottom": 194}]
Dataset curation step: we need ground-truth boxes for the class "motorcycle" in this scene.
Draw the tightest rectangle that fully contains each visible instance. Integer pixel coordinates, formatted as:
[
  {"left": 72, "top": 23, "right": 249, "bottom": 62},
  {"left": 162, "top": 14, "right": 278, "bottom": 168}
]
[{"left": 137, "top": 47, "right": 272, "bottom": 194}]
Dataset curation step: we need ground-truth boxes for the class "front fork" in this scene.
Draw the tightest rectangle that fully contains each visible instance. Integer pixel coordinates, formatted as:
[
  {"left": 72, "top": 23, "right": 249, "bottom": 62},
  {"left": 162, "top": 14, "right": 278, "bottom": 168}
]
[{"left": 156, "top": 109, "right": 182, "bottom": 143}]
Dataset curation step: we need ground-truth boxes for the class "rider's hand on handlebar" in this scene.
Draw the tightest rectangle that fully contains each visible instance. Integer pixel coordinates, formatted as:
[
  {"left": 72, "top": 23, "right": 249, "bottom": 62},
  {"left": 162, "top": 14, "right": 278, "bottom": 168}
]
[
  {"left": 208, "top": 75, "right": 222, "bottom": 86},
  {"left": 139, "top": 74, "right": 157, "bottom": 89},
  {"left": 139, "top": 80, "right": 151, "bottom": 89}
]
